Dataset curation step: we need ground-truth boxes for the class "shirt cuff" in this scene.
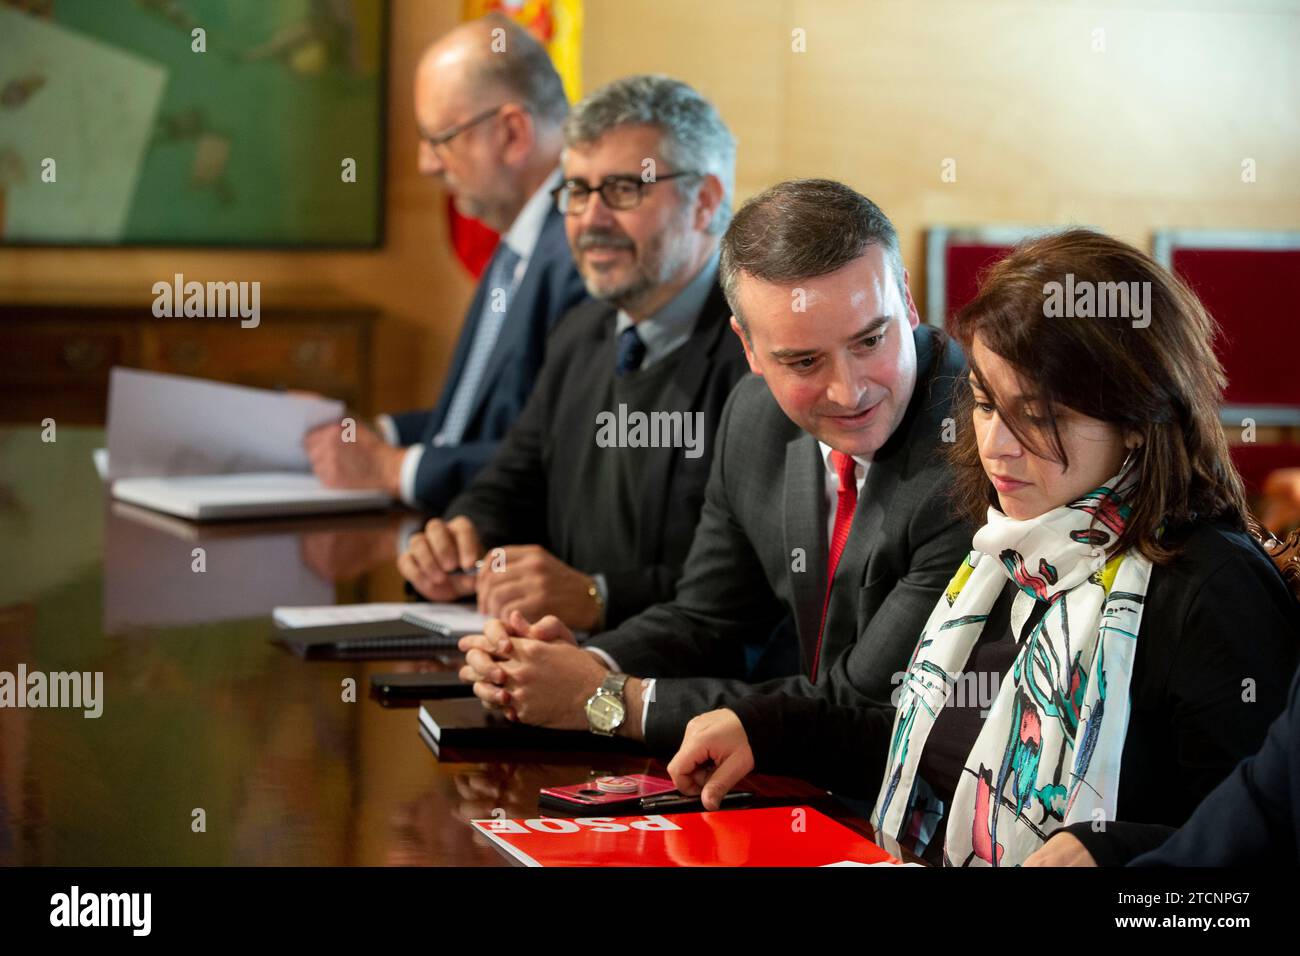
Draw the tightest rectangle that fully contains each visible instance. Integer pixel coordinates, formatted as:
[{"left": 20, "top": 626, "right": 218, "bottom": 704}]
[
  {"left": 585, "top": 646, "right": 619, "bottom": 672},
  {"left": 395, "top": 515, "right": 423, "bottom": 559},
  {"left": 590, "top": 572, "right": 609, "bottom": 626},
  {"left": 398, "top": 444, "right": 425, "bottom": 508},
  {"left": 375, "top": 413, "right": 400, "bottom": 446},
  {"left": 582, "top": 648, "right": 650, "bottom": 738},
  {"left": 639, "top": 677, "right": 656, "bottom": 737}
]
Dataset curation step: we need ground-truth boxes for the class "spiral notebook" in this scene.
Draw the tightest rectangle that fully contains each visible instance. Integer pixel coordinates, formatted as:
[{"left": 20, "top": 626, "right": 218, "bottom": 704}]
[{"left": 272, "top": 602, "right": 489, "bottom": 659}]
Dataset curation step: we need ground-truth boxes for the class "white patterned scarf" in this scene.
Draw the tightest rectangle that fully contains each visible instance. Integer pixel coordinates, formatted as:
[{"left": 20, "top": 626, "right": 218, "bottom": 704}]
[{"left": 871, "top": 475, "right": 1152, "bottom": 866}]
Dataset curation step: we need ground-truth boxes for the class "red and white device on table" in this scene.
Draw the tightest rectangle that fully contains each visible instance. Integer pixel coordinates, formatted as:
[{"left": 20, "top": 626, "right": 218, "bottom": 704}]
[
  {"left": 539, "top": 773, "right": 754, "bottom": 814},
  {"left": 539, "top": 773, "right": 676, "bottom": 809},
  {"left": 471, "top": 804, "right": 904, "bottom": 867}
]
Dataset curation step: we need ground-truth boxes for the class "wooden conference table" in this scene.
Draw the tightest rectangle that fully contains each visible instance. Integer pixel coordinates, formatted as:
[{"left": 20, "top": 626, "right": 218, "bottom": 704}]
[{"left": 0, "top": 425, "right": 911, "bottom": 866}]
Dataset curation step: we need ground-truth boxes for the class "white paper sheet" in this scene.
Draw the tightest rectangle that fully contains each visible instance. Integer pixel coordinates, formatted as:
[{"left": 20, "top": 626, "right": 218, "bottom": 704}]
[
  {"left": 272, "top": 602, "right": 489, "bottom": 637},
  {"left": 106, "top": 367, "right": 344, "bottom": 479},
  {"left": 272, "top": 603, "right": 415, "bottom": 629}
]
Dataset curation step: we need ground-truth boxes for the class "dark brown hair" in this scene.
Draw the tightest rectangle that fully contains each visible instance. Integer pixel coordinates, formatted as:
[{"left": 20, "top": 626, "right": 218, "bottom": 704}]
[
  {"left": 719, "top": 179, "right": 904, "bottom": 331},
  {"left": 949, "top": 228, "right": 1247, "bottom": 563}
]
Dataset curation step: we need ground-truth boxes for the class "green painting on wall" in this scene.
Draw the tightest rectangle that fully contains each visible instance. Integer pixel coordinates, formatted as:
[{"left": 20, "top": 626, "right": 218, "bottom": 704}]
[{"left": 0, "top": 0, "right": 386, "bottom": 247}]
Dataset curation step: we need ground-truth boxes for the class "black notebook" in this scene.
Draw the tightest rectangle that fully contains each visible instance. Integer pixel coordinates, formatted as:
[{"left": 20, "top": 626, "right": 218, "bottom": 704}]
[
  {"left": 274, "top": 620, "right": 461, "bottom": 660},
  {"left": 271, "top": 601, "right": 488, "bottom": 660},
  {"left": 370, "top": 671, "right": 472, "bottom": 704},
  {"left": 417, "top": 698, "right": 645, "bottom": 757}
]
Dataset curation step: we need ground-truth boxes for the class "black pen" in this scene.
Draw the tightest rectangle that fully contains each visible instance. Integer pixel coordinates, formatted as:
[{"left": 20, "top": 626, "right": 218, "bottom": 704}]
[{"left": 639, "top": 791, "right": 754, "bottom": 811}]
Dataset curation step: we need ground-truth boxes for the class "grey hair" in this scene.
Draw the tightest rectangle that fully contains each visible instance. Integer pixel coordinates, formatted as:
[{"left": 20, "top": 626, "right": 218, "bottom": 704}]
[
  {"left": 468, "top": 13, "right": 569, "bottom": 129},
  {"left": 563, "top": 74, "right": 736, "bottom": 235}
]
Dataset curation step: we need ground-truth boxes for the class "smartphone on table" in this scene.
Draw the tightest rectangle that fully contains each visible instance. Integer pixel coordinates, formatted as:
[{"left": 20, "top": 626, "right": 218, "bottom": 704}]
[{"left": 538, "top": 774, "right": 753, "bottom": 815}]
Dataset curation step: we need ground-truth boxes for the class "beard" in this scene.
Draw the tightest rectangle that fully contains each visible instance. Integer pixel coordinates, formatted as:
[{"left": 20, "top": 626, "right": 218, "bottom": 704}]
[
  {"left": 448, "top": 176, "right": 509, "bottom": 232},
  {"left": 576, "top": 217, "right": 693, "bottom": 312},
  {"left": 449, "top": 184, "right": 488, "bottom": 222}
]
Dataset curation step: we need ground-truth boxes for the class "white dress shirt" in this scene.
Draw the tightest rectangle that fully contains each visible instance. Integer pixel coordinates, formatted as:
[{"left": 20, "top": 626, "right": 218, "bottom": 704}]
[{"left": 587, "top": 435, "right": 870, "bottom": 733}]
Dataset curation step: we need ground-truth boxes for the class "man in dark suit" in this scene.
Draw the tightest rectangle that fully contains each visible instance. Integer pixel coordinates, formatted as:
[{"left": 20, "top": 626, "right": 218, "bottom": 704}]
[
  {"left": 399, "top": 76, "right": 748, "bottom": 633},
  {"left": 305, "top": 15, "right": 587, "bottom": 511},
  {"left": 456, "top": 180, "right": 973, "bottom": 751}
]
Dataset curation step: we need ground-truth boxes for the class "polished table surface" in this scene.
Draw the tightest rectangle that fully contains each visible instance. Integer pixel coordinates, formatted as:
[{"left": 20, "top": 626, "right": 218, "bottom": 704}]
[{"left": 0, "top": 425, "right": 907, "bottom": 866}]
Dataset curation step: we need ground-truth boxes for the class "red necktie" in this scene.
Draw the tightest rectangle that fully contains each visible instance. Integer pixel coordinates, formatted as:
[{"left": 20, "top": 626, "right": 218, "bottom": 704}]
[{"left": 812, "top": 450, "right": 858, "bottom": 681}]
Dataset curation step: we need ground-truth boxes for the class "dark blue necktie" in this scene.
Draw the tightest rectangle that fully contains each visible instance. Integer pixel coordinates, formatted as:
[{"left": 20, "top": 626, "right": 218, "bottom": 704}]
[{"left": 615, "top": 325, "right": 647, "bottom": 377}]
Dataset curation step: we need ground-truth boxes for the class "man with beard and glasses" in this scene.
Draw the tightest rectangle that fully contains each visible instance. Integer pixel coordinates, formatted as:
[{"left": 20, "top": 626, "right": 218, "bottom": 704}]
[{"left": 399, "top": 75, "right": 749, "bottom": 634}]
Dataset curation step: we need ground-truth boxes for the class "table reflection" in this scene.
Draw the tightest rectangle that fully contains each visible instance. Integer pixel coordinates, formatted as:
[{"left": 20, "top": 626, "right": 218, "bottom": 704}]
[{"left": 0, "top": 427, "right": 900, "bottom": 867}]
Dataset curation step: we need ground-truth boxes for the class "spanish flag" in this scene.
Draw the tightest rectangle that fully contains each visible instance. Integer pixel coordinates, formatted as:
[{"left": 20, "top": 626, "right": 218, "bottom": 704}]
[{"left": 450, "top": 0, "right": 583, "bottom": 277}]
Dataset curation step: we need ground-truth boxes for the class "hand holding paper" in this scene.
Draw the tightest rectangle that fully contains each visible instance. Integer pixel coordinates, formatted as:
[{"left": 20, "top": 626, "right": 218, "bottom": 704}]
[{"left": 304, "top": 418, "right": 405, "bottom": 494}]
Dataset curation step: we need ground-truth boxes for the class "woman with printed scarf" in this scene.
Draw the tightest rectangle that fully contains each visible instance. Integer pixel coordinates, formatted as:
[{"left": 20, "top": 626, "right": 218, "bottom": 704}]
[{"left": 667, "top": 229, "right": 1299, "bottom": 867}]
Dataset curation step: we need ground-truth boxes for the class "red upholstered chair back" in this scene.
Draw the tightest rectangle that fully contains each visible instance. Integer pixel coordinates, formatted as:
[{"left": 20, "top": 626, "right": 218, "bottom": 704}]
[
  {"left": 1161, "top": 244, "right": 1300, "bottom": 410},
  {"left": 928, "top": 227, "right": 1300, "bottom": 497},
  {"left": 924, "top": 226, "right": 1060, "bottom": 327},
  {"left": 1154, "top": 232, "right": 1300, "bottom": 496}
]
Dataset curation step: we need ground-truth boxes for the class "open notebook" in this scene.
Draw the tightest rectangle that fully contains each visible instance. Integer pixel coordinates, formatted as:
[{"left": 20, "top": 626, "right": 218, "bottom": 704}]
[{"left": 103, "top": 368, "right": 391, "bottom": 520}]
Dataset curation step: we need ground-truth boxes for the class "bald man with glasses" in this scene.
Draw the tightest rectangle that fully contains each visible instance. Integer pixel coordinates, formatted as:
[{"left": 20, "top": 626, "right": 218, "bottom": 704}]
[{"left": 305, "top": 14, "right": 587, "bottom": 512}]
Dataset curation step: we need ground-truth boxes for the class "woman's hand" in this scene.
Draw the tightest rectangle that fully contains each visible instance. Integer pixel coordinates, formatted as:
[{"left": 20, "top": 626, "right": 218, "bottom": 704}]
[
  {"left": 1023, "top": 831, "right": 1098, "bottom": 867},
  {"left": 666, "top": 709, "right": 754, "bottom": 810}
]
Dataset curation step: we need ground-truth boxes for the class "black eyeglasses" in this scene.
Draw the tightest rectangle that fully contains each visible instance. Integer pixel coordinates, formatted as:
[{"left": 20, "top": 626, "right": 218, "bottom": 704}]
[
  {"left": 420, "top": 104, "right": 506, "bottom": 150},
  {"left": 550, "top": 172, "right": 699, "bottom": 215}
]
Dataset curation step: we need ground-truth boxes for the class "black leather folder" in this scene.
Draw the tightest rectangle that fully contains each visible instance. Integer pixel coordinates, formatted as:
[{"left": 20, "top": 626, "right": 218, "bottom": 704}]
[{"left": 417, "top": 697, "right": 645, "bottom": 757}]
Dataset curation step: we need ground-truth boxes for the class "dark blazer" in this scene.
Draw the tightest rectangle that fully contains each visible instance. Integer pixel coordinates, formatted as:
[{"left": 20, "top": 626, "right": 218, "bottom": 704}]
[
  {"left": 1130, "top": 659, "right": 1300, "bottom": 866},
  {"left": 388, "top": 207, "right": 588, "bottom": 511},
  {"left": 586, "top": 324, "right": 973, "bottom": 752},
  {"left": 731, "top": 520, "right": 1300, "bottom": 866},
  {"left": 443, "top": 281, "right": 750, "bottom": 627}
]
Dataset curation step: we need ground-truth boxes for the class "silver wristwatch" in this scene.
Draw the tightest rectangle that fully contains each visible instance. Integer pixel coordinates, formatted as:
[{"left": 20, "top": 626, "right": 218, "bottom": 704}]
[{"left": 585, "top": 672, "right": 630, "bottom": 736}]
